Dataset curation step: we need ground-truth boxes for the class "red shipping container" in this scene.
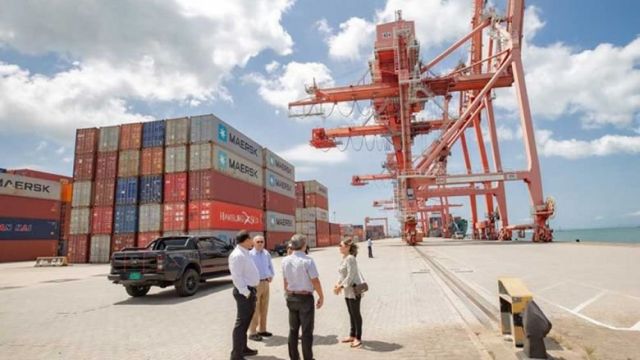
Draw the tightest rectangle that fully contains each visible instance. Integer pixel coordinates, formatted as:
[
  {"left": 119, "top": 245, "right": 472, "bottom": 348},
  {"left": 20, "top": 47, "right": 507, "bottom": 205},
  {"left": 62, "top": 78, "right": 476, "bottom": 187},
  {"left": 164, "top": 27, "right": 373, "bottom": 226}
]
[
  {"left": 317, "top": 233, "right": 331, "bottom": 247},
  {"left": 264, "top": 231, "right": 294, "bottom": 251},
  {"left": 0, "top": 195, "right": 61, "bottom": 220},
  {"left": 304, "top": 193, "right": 328, "bottom": 210},
  {"left": 68, "top": 234, "right": 89, "bottom": 263},
  {"left": 189, "top": 170, "right": 263, "bottom": 209},
  {"left": 73, "top": 152, "right": 95, "bottom": 180},
  {"left": 316, "top": 220, "right": 330, "bottom": 234},
  {"left": 330, "top": 234, "right": 341, "bottom": 246},
  {"left": 112, "top": 234, "right": 136, "bottom": 252},
  {"left": 95, "top": 151, "right": 118, "bottom": 179},
  {"left": 91, "top": 207, "right": 113, "bottom": 234},
  {"left": 164, "top": 172, "right": 188, "bottom": 203},
  {"left": 329, "top": 223, "right": 341, "bottom": 236},
  {"left": 188, "top": 200, "right": 264, "bottom": 232},
  {"left": 138, "top": 231, "right": 161, "bottom": 248},
  {"left": 163, "top": 202, "right": 187, "bottom": 232},
  {"left": 75, "top": 128, "right": 98, "bottom": 154},
  {"left": 295, "top": 182, "right": 304, "bottom": 197},
  {"left": 119, "top": 123, "right": 143, "bottom": 150},
  {"left": 0, "top": 240, "right": 58, "bottom": 262},
  {"left": 141, "top": 147, "right": 164, "bottom": 175},
  {"left": 265, "top": 190, "right": 296, "bottom": 214},
  {"left": 93, "top": 179, "right": 115, "bottom": 206},
  {"left": 8, "top": 169, "right": 72, "bottom": 183}
]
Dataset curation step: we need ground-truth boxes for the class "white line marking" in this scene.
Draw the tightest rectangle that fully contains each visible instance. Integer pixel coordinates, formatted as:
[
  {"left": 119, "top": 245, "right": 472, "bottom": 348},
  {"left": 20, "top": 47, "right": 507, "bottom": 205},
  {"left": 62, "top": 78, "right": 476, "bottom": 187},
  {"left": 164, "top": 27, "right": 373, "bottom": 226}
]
[{"left": 572, "top": 291, "right": 607, "bottom": 313}]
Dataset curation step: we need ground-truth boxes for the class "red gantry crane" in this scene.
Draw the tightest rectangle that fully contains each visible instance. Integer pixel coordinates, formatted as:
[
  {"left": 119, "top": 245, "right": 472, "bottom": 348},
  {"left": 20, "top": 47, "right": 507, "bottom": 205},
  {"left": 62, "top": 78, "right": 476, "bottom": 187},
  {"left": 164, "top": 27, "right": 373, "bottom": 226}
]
[{"left": 288, "top": 0, "right": 555, "bottom": 244}]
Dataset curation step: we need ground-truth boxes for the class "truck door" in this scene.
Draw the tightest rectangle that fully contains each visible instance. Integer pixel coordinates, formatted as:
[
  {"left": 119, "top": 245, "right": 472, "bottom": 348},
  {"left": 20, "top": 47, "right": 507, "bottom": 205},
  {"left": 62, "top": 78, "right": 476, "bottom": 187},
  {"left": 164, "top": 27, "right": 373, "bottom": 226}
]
[
  {"left": 196, "top": 238, "right": 216, "bottom": 274},
  {"left": 212, "top": 236, "right": 234, "bottom": 273}
]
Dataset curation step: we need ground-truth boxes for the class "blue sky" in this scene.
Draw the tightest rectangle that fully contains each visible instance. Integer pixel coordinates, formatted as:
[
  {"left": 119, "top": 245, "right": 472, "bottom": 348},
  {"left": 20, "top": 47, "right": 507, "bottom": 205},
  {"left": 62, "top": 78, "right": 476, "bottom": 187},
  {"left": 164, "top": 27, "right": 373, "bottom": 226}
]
[{"left": 0, "top": 0, "right": 638, "bottom": 231}]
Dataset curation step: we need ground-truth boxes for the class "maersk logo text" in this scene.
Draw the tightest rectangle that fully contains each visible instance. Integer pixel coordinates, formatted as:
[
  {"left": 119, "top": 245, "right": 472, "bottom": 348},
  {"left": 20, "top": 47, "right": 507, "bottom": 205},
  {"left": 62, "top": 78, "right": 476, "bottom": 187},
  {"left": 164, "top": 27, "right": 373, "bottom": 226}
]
[
  {"left": 229, "top": 133, "right": 258, "bottom": 157},
  {"left": 229, "top": 158, "right": 258, "bottom": 178},
  {"left": 0, "top": 179, "right": 50, "bottom": 193}
]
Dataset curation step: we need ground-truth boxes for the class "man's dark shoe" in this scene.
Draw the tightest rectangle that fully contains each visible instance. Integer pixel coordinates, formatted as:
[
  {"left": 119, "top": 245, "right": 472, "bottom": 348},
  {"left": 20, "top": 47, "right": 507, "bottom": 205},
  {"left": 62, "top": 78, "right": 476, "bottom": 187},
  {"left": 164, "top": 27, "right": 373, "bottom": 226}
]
[
  {"left": 248, "top": 334, "right": 262, "bottom": 341},
  {"left": 243, "top": 348, "right": 258, "bottom": 356},
  {"left": 257, "top": 331, "right": 273, "bottom": 337}
]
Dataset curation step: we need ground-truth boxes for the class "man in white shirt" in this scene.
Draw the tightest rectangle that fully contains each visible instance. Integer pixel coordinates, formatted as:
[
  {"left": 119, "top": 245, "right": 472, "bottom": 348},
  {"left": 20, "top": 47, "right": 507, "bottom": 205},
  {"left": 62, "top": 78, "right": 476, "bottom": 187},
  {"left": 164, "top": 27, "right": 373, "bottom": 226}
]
[
  {"left": 248, "top": 235, "right": 274, "bottom": 341},
  {"left": 282, "top": 234, "right": 324, "bottom": 360},
  {"left": 229, "top": 230, "right": 260, "bottom": 360},
  {"left": 367, "top": 237, "right": 373, "bottom": 258}
]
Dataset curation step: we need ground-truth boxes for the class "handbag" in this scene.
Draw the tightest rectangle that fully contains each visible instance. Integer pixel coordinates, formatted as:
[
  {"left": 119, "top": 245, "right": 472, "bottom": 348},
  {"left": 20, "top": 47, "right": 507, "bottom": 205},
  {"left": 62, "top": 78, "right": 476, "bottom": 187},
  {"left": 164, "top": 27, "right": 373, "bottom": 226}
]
[{"left": 353, "top": 270, "right": 369, "bottom": 295}]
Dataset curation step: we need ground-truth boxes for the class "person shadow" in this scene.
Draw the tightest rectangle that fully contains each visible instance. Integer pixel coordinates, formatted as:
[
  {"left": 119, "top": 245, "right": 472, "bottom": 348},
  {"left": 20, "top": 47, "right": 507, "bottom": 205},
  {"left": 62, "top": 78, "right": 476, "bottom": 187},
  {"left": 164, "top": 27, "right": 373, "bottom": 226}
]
[
  {"left": 262, "top": 334, "right": 338, "bottom": 347},
  {"left": 361, "top": 340, "right": 403, "bottom": 352}
]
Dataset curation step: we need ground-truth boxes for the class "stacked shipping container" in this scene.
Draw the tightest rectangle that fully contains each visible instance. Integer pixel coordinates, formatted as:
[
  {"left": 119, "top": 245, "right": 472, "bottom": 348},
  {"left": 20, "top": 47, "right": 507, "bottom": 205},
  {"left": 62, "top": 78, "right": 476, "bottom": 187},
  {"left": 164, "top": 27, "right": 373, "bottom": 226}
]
[
  {"left": 295, "top": 180, "right": 329, "bottom": 248},
  {"left": 263, "top": 149, "right": 296, "bottom": 249}
]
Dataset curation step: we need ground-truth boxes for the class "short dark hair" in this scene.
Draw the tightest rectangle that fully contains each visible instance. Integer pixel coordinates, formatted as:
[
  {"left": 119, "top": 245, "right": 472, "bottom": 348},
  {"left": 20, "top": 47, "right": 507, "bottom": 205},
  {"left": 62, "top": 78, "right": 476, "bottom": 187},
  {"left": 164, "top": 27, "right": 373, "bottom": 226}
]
[{"left": 236, "top": 230, "right": 251, "bottom": 243}]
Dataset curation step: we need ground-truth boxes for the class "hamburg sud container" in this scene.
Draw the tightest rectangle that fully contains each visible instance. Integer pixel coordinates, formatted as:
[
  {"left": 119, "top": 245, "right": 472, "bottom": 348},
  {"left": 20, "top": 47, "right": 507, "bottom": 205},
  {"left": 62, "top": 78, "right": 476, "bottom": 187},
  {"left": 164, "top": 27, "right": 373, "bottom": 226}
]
[
  {"left": 142, "top": 120, "right": 165, "bottom": 148},
  {"left": 188, "top": 200, "right": 264, "bottom": 232},
  {"left": 165, "top": 117, "right": 190, "bottom": 146},
  {"left": 189, "top": 170, "right": 263, "bottom": 209},
  {"left": 119, "top": 123, "right": 142, "bottom": 150},
  {"left": 98, "top": 126, "right": 120, "bottom": 152},
  {"left": 164, "top": 172, "right": 187, "bottom": 202}
]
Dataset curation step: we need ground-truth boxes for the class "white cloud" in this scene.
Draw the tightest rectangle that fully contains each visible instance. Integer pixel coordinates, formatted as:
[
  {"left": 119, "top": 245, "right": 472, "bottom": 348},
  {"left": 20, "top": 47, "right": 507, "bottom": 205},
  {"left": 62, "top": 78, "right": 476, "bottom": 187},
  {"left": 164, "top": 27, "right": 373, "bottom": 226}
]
[
  {"left": 322, "top": 17, "right": 376, "bottom": 62},
  {"left": 536, "top": 129, "right": 640, "bottom": 159},
  {"left": 278, "top": 144, "right": 348, "bottom": 164},
  {"left": 55, "top": 146, "right": 65, "bottom": 155},
  {"left": 0, "top": 0, "right": 295, "bottom": 142},
  {"left": 265, "top": 61, "right": 281, "bottom": 74},
  {"left": 626, "top": 211, "right": 640, "bottom": 217},
  {"left": 594, "top": 215, "right": 604, "bottom": 221},
  {"left": 35, "top": 141, "right": 47, "bottom": 152}
]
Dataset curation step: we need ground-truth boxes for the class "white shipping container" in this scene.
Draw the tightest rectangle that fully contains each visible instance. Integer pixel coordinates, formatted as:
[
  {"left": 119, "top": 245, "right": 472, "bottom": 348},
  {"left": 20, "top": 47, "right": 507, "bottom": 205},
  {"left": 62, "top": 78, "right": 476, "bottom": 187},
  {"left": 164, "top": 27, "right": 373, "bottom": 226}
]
[
  {"left": 89, "top": 235, "right": 111, "bottom": 263},
  {"left": 69, "top": 207, "right": 91, "bottom": 235},
  {"left": 71, "top": 181, "right": 92, "bottom": 207},
  {"left": 0, "top": 173, "right": 61, "bottom": 201},
  {"left": 303, "top": 180, "right": 328, "bottom": 197},
  {"left": 190, "top": 114, "right": 264, "bottom": 165},
  {"left": 99, "top": 126, "right": 120, "bottom": 152},
  {"left": 266, "top": 211, "right": 295, "bottom": 232},
  {"left": 189, "top": 143, "right": 214, "bottom": 171},
  {"left": 306, "top": 234, "right": 317, "bottom": 248},
  {"left": 295, "top": 208, "right": 316, "bottom": 222},
  {"left": 165, "top": 117, "right": 190, "bottom": 146},
  {"left": 295, "top": 221, "right": 316, "bottom": 234},
  {"left": 264, "top": 148, "right": 295, "bottom": 180},
  {"left": 213, "top": 147, "right": 263, "bottom": 187},
  {"left": 315, "top": 208, "right": 329, "bottom": 223},
  {"left": 139, "top": 204, "right": 162, "bottom": 232},
  {"left": 165, "top": 145, "right": 188, "bottom": 173},
  {"left": 264, "top": 169, "right": 295, "bottom": 199}
]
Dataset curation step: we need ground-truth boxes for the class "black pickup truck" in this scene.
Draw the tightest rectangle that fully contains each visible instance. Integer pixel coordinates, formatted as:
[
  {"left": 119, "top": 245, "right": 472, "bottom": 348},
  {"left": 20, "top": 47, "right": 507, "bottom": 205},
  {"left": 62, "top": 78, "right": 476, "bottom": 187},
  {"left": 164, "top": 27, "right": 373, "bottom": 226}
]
[{"left": 108, "top": 235, "right": 234, "bottom": 297}]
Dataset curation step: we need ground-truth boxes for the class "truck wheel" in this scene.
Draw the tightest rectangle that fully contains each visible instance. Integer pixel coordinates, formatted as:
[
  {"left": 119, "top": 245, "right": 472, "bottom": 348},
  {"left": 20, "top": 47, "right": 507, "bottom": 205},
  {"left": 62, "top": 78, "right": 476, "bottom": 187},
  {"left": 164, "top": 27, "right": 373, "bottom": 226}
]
[
  {"left": 125, "top": 285, "right": 150, "bottom": 297},
  {"left": 175, "top": 268, "right": 200, "bottom": 297}
]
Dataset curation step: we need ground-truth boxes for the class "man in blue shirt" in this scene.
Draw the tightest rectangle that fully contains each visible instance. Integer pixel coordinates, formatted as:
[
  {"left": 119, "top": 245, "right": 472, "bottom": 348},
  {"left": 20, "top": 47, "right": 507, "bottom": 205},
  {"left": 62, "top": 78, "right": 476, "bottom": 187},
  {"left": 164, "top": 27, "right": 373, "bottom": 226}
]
[{"left": 248, "top": 235, "right": 274, "bottom": 341}]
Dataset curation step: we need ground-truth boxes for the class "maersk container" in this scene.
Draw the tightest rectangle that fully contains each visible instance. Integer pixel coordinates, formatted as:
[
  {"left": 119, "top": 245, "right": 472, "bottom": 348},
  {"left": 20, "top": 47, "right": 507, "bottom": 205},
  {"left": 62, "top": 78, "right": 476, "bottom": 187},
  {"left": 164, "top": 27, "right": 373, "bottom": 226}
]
[
  {"left": 0, "top": 195, "right": 61, "bottom": 220},
  {"left": 295, "top": 208, "right": 317, "bottom": 223},
  {"left": 190, "top": 114, "right": 264, "bottom": 165},
  {"left": 115, "top": 177, "right": 138, "bottom": 205},
  {"left": 0, "top": 218, "right": 59, "bottom": 240},
  {"left": 71, "top": 181, "right": 93, "bottom": 207},
  {"left": 98, "top": 126, "right": 120, "bottom": 152},
  {"left": 165, "top": 146, "right": 188, "bottom": 173},
  {"left": 75, "top": 128, "right": 98, "bottom": 154},
  {"left": 139, "top": 203, "right": 162, "bottom": 232},
  {"left": 165, "top": 117, "right": 190, "bottom": 146},
  {"left": 264, "top": 169, "right": 295, "bottom": 199},
  {"left": 143, "top": 120, "right": 165, "bottom": 148},
  {"left": 315, "top": 208, "right": 329, "bottom": 222},
  {"left": 189, "top": 143, "right": 214, "bottom": 171},
  {"left": 118, "top": 150, "right": 140, "bottom": 177},
  {"left": 0, "top": 173, "right": 62, "bottom": 201},
  {"left": 213, "top": 147, "right": 263, "bottom": 187},
  {"left": 264, "top": 148, "right": 295, "bottom": 180},
  {"left": 265, "top": 211, "right": 295, "bottom": 232},
  {"left": 303, "top": 180, "right": 328, "bottom": 197},
  {"left": 140, "top": 175, "right": 162, "bottom": 204},
  {"left": 89, "top": 235, "right": 111, "bottom": 263},
  {"left": 114, "top": 205, "right": 138, "bottom": 234},
  {"left": 69, "top": 208, "right": 91, "bottom": 235}
]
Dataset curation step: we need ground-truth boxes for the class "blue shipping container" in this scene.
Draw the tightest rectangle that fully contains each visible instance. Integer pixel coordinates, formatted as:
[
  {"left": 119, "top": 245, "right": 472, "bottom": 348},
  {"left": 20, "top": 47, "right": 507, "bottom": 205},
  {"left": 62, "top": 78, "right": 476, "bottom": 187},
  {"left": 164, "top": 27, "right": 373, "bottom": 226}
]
[
  {"left": 143, "top": 120, "right": 165, "bottom": 148},
  {"left": 114, "top": 205, "right": 138, "bottom": 234},
  {"left": 116, "top": 177, "right": 138, "bottom": 205},
  {"left": 140, "top": 175, "right": 163, "bottom": 204},
  {"left": 0, "top": 218, "right": 59, "bottom": 240}
]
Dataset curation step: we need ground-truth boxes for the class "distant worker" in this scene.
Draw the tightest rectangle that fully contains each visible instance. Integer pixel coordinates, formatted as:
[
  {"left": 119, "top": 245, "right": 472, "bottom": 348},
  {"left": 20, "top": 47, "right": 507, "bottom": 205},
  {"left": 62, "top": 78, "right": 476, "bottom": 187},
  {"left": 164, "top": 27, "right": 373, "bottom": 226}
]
[
  {"left": 367, "top": 237, "right": 373, "bottom": 258},
  {"left": 248, "top": 235, "right": 274, "bottom": 341},
  {"left": 334, "top": 238, "right": 365, "bottom": 348},
  {"left": 229, "top": 230, "right": 260, "bottom": 360},
  {"left": 282, "top": 234, "right": 324, "bottom": 360}
]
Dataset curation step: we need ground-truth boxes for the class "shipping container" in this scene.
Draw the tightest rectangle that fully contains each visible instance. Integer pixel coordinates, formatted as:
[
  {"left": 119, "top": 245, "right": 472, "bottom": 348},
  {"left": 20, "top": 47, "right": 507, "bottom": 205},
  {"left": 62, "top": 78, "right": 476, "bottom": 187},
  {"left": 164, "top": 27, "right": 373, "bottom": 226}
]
[
  {"left": 330, "top": 234, "right": 341, "bottom": 246},
  {"left": 264, "top": 169, "right": 295, "bottom": 199},
  {"left": 67, "top": 234, "right": 89, "bottom": 263},
  {"left": 340, "top": 224, "right": 354, "bottom": 236},
  {"left": 165, "top": 117, "right": 190, "bottom": 146},
  {"left": 0, "top": 240, "right": 58, "bottom": 262},
  {"left": 8, "top": 169, "right": 72, "bottom": 183},
  {"left": 190, "top": 114, "right": 264, "bottom": 165},
  {"left": 165, "top": 145, "right": 188, "bottom": 173},
  {"left": 75, "top": 128, "right": 98, "bottom": 154},
  {"left": 140, "top": 175, "right": 163, "bottom": 204},
  {"left": 138, "top": 231, "right": 161, "bottom": 248},
  {"left": 118, "top": 150, "right": 140, "bottom": 177},
  {"left": 61, "top": 183, "right": 73, "bottom": 203},
  {"left": 114, "top": 205, "right": 138, "bottom": 234},
  {"left": 139, "top": 203, "right": 162, "bottom": 232},
  {"left": 98, "top": 126, "right": 120, "bottom": 152},
  {"left": 189, "top": 170, "right": 263, "bottom": 209},
  {"left": 296, "top": 194, "right": 304, "bottom": 208},
  {"left": 295, "top": 221, "right": 316, "bottom": 235},
  {"left": 188, "top": 200, "right": 264, "bottom": 232},
  {"left": 265, "top": 211, "right": 295, "bottom": 233},
  {"left": 189, "top": 142, "right": 214, "bottom": 171},
  {"left": 295, "top": 182, "right": 304, "bottom": 196},
  {"left": 315, "top": 208, "right": 329, "bottom": 223},
  {"left": 89, "top": 235, "right": 111, "bottom": 263},
  {"left": 164, "top": 172, "right": 188, "bottom": 202},
  {"left": 0, "top": 173, "right": 62, "bottom": 201},
  {"left": 330, "top": 223, "right": 341, "bottom": 236},
  {"left": 264, "top": 231, "right": 294, "bottom": 251},
  {"left": 71, "top": 181, "right": 92, "bottom": 207},
  {"left": 316, "top": 220, "right": 330, "bottom": 235},
  {"left": 263, "top": 148, "right": 295, "bottom": 180},
  {"left": 142, "top": 120, "right": 165, "bottom": 148},
  {"left": 119, "top": 123, "right": 143, "bottom": 150},
  {"left": 0, "top": 218, "right": 59, "bottom": 240},
  {"left": 205, "top": 230, "right": 264, "bottom": 244},
  {"left": 317, "top": 233, "right": 331, "bottom": 248},
  {"left": 265, "top": 190, "right": 296, "bottom": 214},
  {"left": 112, "top": 234, "right": 136, "bottom": 252},
  {"left": 306, "top": 233, "right": 317, "bottom": 248},
  {"left": 95, "top": 151, "right": 118, "bottom": 179},
  {"left": 163, "top": 202, "right": 187, "bottom": 232},
  {"left": 304, "top": 193, "right": 329, "bottom": 210},
  {"left": 141, "top": 147, "right": 164, "bottom": 175},
  {"left": 303, "top": 180, "right": 328, "bottom": 197},
  {"left": 295, "top": 208, "right": 317, "bottom": 223},
  {"left": 115, "top": 177, "right": 139, "bottom": 205},
  {"left": 73, "top": 152, "right": 95, "bottom": 180},
  {"left": 69, "top": 208, "right": 91, "bottom": 235},
  {"left": 213, "top": 147, "right": 263, "bottom": 187},
  {"left": 91, "top": 207, "right": 113, "bottom": 234},
  {"left": 0, "top": 195, "right": 61, "bottom": 220},
  {"left": 93, "top": 179, "right": 115, "bottom": 206}
]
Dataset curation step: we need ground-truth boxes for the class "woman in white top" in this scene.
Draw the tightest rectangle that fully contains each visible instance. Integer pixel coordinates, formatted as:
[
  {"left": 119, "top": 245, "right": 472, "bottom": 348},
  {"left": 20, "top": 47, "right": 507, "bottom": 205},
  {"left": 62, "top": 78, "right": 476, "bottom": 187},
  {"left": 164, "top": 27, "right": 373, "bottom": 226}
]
[{"left": 333, "top": 237, "right": 364, "bottom": 348}]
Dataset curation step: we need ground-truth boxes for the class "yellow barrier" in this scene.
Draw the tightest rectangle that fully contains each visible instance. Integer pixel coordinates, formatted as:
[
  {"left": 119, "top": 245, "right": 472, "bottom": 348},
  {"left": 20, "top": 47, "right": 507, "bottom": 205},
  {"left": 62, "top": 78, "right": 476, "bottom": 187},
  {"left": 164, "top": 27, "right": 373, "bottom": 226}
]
[
  {"left": 35, "top": 256, "right": 68, "bottom": 267},
  {"left": 498, "top": 277, "right": 533, "bottom": 347}
]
